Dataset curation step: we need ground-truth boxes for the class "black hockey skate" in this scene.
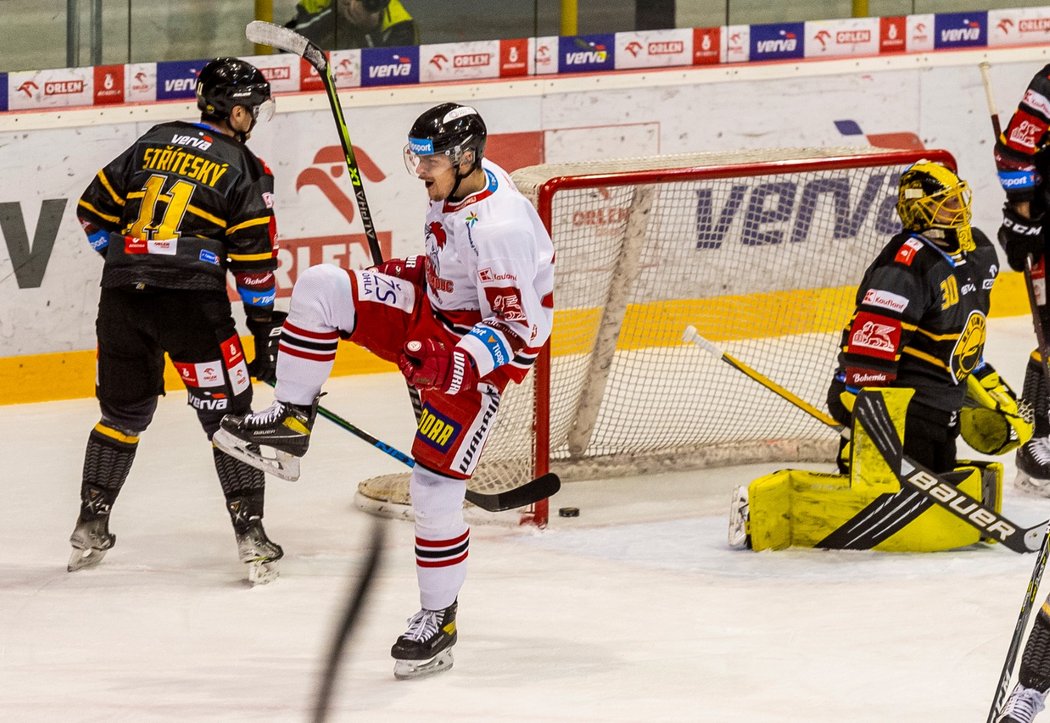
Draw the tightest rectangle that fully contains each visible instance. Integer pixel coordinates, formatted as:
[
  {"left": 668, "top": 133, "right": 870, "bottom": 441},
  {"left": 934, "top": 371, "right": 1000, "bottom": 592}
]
[
  {"left": 391, "top": 600, "right": 458, "bottom": 679},
  {"left": 68, "top": 515, "right": 115, "bottom": 572},
  {"left": 235, "top": 518, "right": 283, "bottom": 585},
  {"left": 998, "top": 683, "right": 1047, "bottom": 723},
  {"left": 1016, "top": 436, "right": 1050, "bottom": 497},
  {"left": 212, "top": 397, "right": 320, "bottom": 481}
]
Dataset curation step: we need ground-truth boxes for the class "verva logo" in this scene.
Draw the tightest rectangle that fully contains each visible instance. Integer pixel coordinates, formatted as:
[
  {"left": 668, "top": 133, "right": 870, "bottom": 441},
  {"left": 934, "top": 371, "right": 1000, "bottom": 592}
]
[
  {"left": 935, "top": 12, "right": 986, "bottom": 48},
  {"left": 362, "top": 47, "right": 418, "bottom": 86}
]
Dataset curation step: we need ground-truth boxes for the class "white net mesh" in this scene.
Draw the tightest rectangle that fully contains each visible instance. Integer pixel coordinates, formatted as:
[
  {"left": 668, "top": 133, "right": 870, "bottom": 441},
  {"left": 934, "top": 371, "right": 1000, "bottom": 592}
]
[{"left": 356, "top": 147, "right": 944, "bottom": 517}]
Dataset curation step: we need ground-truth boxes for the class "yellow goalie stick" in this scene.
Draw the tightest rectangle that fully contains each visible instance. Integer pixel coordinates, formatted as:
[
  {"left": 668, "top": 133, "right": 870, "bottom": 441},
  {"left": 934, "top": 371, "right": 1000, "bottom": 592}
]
[{"left": 682, "top": 325, "right": 1045, "bottom": 555}]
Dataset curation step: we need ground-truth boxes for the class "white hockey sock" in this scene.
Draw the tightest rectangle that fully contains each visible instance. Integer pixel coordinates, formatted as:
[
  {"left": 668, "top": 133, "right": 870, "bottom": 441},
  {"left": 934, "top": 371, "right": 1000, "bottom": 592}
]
[
  {"left": 410, "top": 467, "right": 469, "bottom": 610},
  {"left": 273, "top": 265, "right": 356, "bottom": 406}
]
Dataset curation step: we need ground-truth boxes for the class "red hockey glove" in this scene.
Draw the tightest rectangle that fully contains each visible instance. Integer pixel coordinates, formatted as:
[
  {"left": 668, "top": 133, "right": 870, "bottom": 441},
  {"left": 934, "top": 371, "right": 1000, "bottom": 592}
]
[
  {"left": 398, "top": 339, "right": 478, "bottom": 395},
  {"left": 372, "top": 255, "right": 426, "bottom": 286}
]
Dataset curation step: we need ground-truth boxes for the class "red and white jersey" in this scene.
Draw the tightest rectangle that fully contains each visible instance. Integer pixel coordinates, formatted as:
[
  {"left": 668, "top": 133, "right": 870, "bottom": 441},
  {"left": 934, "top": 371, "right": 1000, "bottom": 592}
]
[{"left": 422, "top": 158, "right": 555, "bottom": 383}]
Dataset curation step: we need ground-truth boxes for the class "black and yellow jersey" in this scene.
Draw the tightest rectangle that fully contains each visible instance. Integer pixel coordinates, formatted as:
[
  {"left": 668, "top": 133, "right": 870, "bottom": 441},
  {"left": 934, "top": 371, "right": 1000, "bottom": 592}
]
[
  {"left": 77, "top": 120, "right": 277, "bottom": 300},
  {"left": 829, "top": 228, "right": 999, "bottom": 422}
]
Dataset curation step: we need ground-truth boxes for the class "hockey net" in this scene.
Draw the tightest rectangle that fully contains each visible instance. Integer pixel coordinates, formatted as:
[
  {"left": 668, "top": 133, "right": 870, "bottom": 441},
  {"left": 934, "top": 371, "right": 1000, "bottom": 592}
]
[{"left": 355, "top": 147, "right": 954, "bottom": 525}]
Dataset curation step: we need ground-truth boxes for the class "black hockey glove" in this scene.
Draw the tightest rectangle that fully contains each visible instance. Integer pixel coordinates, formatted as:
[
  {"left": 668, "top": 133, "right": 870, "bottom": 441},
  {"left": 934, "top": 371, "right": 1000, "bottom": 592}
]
[
  {"left": 998, "top": 203, "right": 1044, "bottom": 272},
  {"left": 246, "top": 311, "right": 287, "bottom": 385}
]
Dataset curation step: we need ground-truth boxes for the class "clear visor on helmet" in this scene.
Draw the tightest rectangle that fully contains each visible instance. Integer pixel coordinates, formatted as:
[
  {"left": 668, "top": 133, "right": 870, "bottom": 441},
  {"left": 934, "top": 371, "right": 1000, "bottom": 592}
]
[
  {"left": 901, "top": 180, "right": 973, "bottom": 230},
  {"left": 403, "top": 139, "right": 455, "bottom": 175},
  {"left": 252, "top": 97, "right": 275, "bottom": 124}
]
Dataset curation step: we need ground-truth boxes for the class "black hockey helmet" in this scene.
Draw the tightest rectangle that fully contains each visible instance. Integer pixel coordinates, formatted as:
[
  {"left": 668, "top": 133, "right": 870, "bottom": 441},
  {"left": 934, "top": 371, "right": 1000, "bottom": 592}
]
[
  {"left": 404, "top": 102, "right": 487, "bottom": 173},
  {"left": 897, "top": 159, "right": 974, "bottom": 252},
  {"left": 361, "top": 0, "right": 390, "bottom": 11},
  {"left": 196, "top": 57, "right": 273, "bottom": 124}
]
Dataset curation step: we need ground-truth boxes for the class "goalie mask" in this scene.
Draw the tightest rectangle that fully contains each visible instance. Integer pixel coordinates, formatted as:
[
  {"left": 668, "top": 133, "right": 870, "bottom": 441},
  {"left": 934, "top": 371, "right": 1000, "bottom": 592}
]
[
  {"left": 897, "top": 160, "right": 975, "bottom": 253},
  {"left": 404, "top": 103, "right": 487, "bottom": 197},
  {"left": 196, "top": 58, "right": 274, "bottom": 138}
]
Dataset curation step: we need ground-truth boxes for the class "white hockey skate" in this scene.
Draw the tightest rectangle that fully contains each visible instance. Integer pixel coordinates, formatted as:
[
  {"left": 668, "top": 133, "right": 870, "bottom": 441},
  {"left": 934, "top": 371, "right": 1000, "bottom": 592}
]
[
  {"left": 236, "top": 518, "right": 283, "bottom": 586},
  {"left": 1015, "top": 437, "right": 1050, "bottom": 497},
  {"left": 68, "top": 516, "right": 115, "bottom": 572},
  {"left": 391, "top": 601, "right": 457, "bottom": 680},
  {"left": 213, "top": 399, "right": 318, "bottom": 481},
  {"left": 998, "top": 682, "right": 1047, "bottom": 723},
  {"left": 727, "top": 485, "right": 751, "bottom": 550}
]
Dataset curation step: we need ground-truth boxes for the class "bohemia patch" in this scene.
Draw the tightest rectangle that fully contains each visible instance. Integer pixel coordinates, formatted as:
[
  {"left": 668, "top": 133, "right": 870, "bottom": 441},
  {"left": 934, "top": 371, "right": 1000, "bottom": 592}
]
[{"left": 416, "top": 404, "right": 462, "bottom": 452}]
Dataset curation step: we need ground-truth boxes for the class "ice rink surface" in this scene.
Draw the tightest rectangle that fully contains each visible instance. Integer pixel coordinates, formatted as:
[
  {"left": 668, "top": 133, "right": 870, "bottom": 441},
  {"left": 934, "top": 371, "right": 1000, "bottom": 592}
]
[{"left": 5, "top": 314, "right": 1050, "bottom": 722}]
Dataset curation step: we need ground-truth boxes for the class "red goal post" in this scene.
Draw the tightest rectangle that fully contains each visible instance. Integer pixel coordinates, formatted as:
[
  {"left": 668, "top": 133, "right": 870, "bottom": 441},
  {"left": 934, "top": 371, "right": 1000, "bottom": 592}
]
[{"left": 355, "top": 147, "right": 956, "bottom": 527}]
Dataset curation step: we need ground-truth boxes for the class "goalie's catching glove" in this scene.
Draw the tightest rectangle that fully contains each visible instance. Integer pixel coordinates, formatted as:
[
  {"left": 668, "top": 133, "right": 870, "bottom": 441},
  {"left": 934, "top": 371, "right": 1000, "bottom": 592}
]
[
  {"left": 246, "top": 311, "right": 287, "bottom": 385},
  {"left": 960, "top": 364, "right": 1033, "bottom": 455},
  {"left": 398, "top": 338, "right": 478, "bottom": 395}
]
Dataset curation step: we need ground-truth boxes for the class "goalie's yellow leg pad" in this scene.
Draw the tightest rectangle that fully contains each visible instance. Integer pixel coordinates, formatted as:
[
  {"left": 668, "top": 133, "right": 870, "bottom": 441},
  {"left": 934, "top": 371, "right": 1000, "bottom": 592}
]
[
  {"left": 747, "top": 466, "right": 996, "bottom": 552},
  {"left": 849, "top": 387, "right": 914, "bottom": 496}
]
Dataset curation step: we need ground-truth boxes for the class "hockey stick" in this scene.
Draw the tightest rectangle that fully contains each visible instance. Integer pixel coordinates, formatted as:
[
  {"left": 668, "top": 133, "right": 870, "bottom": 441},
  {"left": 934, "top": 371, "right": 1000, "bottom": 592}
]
[
  {"left": 309, "top": 395, "right": 560, "bottom": 512},
  {"left": 312, "top": 518, "right": 384, "bottom": 723},
  {"left": 980, "top": 60, "right": 1050, "bottom": 722},
  {"left": 245, "top": 20, "right": 424, "bottom": 422},
  {"left": 683, "top": 326, "right": 1046, "bottom": 554}
]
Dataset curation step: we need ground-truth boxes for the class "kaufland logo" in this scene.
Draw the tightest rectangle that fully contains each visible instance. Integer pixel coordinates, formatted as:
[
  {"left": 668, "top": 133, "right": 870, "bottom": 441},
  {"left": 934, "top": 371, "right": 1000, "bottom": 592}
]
[
  {"left": 260, "top": 66, "right": 291, "bottom": 81},
  {"left": 45, "top": 80, "right": 84, "bottom": 95}
]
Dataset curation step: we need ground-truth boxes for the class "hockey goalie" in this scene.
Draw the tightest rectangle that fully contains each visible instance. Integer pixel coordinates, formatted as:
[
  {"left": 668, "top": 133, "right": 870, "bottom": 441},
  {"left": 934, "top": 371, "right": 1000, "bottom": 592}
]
[{"left": 728, "top": 160, "right": 1033, "bottom": 552}]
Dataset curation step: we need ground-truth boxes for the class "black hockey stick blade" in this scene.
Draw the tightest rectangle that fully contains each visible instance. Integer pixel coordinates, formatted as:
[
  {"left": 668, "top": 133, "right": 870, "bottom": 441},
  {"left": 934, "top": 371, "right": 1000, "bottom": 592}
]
[
  {"left": 263, "top": 382, "right": 559, "bottom": 512},
  {"left": 246, "top": 21, "right": 327, "bottom": 71},
  {"left": 852, "top": 392, "right": 1047, "bottom": 554},
  {"left": 465, "top": 473, "right": 561, "bottom": 512},
  {"left": 312, "top": 518, "right": 385, "bottom": 723}
]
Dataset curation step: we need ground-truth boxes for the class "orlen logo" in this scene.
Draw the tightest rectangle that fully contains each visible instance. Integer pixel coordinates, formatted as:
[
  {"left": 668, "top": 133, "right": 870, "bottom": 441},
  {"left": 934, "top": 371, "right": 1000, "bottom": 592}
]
[
  {"left": 45, "top": 80, "right": 84, "bottom": 95},
  {"left": 625, "top": 41, "right": 643, "bottom": 57},
  {"left": 647, "top": 40, "right": 684, "bottom": 55},
  {"left": 430, "top": 53, "right": 490, "bottom": 70},
  {"left": 814, "top": 30, "right": 832, "bottom": 49},
  {"left": 260, "top": 66, "right": 291, "bottom": 81},
  {"left": 837, "top": 29, "right": 871, "bottom": 43},
  {"left": 998, "top": 18, "right": 1015, "bottom": 35},
  {"left": 1020, "top": 18, "right": 1050, "bottom": 33},
  {"left": 17, "top": 81, "right": 38, "bottom": 97},
  {"left": 369, "top": 55, "right": 412, "bottom": 79}
]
